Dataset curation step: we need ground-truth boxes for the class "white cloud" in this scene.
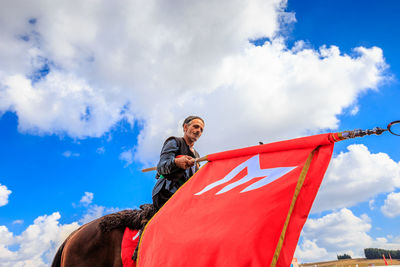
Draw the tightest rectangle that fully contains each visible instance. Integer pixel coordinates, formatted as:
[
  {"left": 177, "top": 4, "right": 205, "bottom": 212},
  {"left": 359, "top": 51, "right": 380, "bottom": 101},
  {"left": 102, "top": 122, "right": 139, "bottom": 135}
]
[
  {"left": 294, "top": 240, "right": 331, "bottom": 263},
  {"left": 311, "top": 144, "right": 400, "bottom": 213},
  {"left": 0, "top": 1, "right": 394, "bottom": 264},
  {"left": 0, "top": 0, "right": 387, "bottom": 166},
  {"left": 393, "top": 235, "right": 400, "bottom": 244},
  {"left": 296, "top": 208, "right": 400, "bottom": 263},
  {"left": 0, "top": 213, "right": 79, "bottom": 267},
  {"left": 79, "top": 192, "right": 94, "bottom": 206},
  {"left": 76, "top": 192, "right": 118, "bottom": 223},
  {"left": 302, "top": 209, "right": 372, "bottom": 256},
  {"left": 369, "top": 199, "right": 375, "bottom": 211},
  {"left": 96, "top": 146, "right": 105, "bottom": 154},
  {"left": 0, "top": 184, "right": 124, "bottom": 267},
  {"left": 0, "top": 184, "right": 12, "bottom": 207},
  {"left": 79, "top": 204, "right": 119, "bottom": 224},
  {"left": 62, "top": 150, "right": 80, "bottom": 158},
  {"left": 350, "top": 105, "right": 359, "bottom": 115},
  {"left": 381, "top": 192, "right": 400, "bottom": 218},
  {"left": 0, "top": 200, "right": 118, "bottom": 266},
  {"left": 135, "top": 43, "right": 386, "bottom": 165},
  {"left": 0, "top": 0, "right": 290, "bottom": 138},
  {"left": 119, "top": 148, "right": 134, "bottom": 166}
]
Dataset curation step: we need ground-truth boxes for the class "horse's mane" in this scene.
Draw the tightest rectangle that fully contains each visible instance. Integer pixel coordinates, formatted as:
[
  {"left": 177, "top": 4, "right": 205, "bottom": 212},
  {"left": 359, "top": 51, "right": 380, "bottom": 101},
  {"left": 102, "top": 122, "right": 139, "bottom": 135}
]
[{"left": 99, "top": 204, "right": 156, "bottom": 232}]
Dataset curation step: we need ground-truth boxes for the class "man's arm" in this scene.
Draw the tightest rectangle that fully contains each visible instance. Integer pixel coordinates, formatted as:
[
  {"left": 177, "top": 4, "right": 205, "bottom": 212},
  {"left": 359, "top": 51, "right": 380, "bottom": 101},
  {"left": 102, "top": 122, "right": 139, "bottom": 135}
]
[
  {"left": 157, "top": 139, "right": 180, "bottom": 175},
  {"left": 157, "top": 139, "right": 195, "bottom": 175}
]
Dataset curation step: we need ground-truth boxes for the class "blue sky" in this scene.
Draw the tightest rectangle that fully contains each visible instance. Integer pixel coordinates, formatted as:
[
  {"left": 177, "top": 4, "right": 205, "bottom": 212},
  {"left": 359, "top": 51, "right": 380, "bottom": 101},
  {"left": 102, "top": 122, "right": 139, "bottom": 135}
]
[{"left": 1, "top": 0, "right": 400, "bottom": 265}]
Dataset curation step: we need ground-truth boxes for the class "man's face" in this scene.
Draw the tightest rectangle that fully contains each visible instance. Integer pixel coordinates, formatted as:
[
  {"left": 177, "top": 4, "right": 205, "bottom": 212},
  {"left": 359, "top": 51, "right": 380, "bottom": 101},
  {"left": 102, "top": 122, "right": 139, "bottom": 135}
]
[{"left": 184, "top": 119, "right": 204, "bottom": 143}]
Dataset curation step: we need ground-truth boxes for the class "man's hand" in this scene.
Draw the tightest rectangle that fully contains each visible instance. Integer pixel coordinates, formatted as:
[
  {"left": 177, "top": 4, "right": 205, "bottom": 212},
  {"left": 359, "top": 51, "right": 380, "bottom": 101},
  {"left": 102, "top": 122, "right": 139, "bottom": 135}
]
[{"left": 174, "top": 155, "right": 195, "bottom": 169}]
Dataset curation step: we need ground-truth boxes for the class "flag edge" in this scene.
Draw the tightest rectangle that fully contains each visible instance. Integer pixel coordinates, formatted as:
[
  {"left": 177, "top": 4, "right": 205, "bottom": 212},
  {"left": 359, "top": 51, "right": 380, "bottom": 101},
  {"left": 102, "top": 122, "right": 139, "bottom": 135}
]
[{"left": 270, "top": 148, "right": 316, "bottom": 267}]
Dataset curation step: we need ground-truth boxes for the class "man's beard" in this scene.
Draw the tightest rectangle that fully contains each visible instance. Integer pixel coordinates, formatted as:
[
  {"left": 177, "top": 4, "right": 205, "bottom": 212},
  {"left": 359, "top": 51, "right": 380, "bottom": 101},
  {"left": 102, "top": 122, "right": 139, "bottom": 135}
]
[{"left": 190, "top": 134, "right": 199, "bottom": 142}]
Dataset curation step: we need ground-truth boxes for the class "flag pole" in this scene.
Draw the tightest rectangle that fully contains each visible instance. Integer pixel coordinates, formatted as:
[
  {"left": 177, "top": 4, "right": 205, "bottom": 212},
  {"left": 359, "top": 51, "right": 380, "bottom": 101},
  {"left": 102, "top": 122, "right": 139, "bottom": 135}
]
[
  {"left": 330, "top": 120, "right": 400, "bottom": 141},
  {"left": 142, "top": 121, "right": 399, "bottom": 172},
  {"left": 141, "top": 155, "right": 208, "bottom": 173},
  {"left": 329, "top": 126, "right": 387, "bottom": 142}
]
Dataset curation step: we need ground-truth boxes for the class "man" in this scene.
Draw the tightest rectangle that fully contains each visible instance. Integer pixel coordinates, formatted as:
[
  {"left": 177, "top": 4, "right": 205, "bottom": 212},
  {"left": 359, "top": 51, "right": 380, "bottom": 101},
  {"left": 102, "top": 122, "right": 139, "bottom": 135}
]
[
  {"left": 152, "top": 115, "right": 204, "bottom": 210},
  {"left": 132, "top": 116, "right": 204, "bottom": 261}
]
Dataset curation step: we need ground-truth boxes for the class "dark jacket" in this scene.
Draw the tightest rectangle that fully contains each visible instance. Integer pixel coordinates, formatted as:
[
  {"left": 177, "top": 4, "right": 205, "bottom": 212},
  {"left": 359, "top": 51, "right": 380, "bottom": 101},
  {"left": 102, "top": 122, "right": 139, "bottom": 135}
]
[{"left": 152, "top": 137, "right": 200, "bottom": 210}]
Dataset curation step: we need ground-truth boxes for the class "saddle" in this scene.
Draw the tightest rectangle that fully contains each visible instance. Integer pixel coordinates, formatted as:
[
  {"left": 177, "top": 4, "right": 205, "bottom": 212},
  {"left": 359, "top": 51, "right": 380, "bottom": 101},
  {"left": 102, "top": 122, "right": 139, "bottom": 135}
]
[
  {"left": 121, "top": 227, "right": 140, "bottom": 267},
  {"left": 98, "top": 204, "right": 156, "bottom": 267}
]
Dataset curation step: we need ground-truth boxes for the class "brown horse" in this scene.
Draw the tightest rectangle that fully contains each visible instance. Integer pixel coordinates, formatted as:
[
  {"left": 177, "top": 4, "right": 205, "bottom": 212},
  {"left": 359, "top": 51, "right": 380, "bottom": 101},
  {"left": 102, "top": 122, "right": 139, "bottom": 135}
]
[{"left": 51, "top": 204, "right": 156, "bottom": 267}]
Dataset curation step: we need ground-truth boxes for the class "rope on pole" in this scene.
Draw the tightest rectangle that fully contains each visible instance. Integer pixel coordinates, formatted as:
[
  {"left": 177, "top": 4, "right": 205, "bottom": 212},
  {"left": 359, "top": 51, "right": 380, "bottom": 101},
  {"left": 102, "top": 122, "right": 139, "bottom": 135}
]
[
  {"left": 331, "top": 120, "right": 400, "bottom": 142},
  {"left": 331, "top": 127, "right": 386, "bottom": 142}
]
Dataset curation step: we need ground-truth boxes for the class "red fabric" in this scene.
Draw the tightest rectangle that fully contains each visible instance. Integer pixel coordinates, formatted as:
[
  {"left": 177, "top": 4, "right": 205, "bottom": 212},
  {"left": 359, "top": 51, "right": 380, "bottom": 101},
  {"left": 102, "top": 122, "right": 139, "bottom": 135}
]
[
  {"left": 207, "top": 133, "right": 333, "bottom": 162},
  {"left": 138, "top": 134, "right": 334, "bottom": 267},
  {"left": 383, "top": 254, "right": 388, "bottom": 265},
  {"left": 121, "top": 227, "right": 139, "bottom": 267}
]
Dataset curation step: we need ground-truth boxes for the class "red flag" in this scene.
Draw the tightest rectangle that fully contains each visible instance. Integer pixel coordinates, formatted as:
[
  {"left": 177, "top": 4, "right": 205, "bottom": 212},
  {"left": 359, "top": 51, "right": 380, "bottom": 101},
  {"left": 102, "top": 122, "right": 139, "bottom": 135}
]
[
  {"left": 383, "top": 254, "right": 388, "bottom": 265},
  {"left": 138, "top": 134, "right": 335, "bottom": 267},
  {"left": 389, "top": 252, "right": 393, "bottom": 264}
]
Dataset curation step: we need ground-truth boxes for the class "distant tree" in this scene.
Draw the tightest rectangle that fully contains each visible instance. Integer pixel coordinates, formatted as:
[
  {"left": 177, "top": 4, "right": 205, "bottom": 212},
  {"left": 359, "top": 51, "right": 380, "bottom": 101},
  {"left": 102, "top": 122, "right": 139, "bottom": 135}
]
[
  {"left": 337, "top": 254, "right": 352, "bottom": 260},
  {"left": 365, "top": 248, "right": 400, "bottom": 259}
]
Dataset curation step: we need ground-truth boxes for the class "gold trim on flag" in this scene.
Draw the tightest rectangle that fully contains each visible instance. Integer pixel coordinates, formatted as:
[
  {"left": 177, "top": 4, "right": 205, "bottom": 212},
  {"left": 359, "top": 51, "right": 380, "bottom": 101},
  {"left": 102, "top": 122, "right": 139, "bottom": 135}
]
[
  {"left": 271, "top": 149, "right": 316, "bottom": 267},
  {"left": 330, "top": 133, "right": 339, "bottom": 142}
]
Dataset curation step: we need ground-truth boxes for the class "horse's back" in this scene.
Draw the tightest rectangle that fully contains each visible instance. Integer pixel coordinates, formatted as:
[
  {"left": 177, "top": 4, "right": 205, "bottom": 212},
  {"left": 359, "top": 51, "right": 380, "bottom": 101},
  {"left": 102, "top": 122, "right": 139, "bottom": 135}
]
[
  {"left": 61, "top": 218, "right": 124, "bottom": 267},
  {"left": 54, "top": 205, "right": 155, "bottom": 267}
]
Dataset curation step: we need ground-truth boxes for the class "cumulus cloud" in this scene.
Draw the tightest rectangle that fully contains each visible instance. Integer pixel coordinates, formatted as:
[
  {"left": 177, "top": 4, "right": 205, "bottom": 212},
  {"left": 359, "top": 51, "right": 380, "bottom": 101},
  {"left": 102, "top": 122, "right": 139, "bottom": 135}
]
[
  {"left": 119, "top": 148, "right": 134, "bottom": 167},
  {"left": 295, "top": 239, "right": 331, "bottom": 263},
  {"left": 135, "top": 43, "right": 386, "bottom": 165},
  {"left": 381, "top": 192, "right": 400, "bottom": 218},
  {"left": 0, "top": 0, "right": 290, "bottom": 137},
  {"left": 79, "top": 192, "right": 94, "bottom": 206},
  {"left": 0, "top": 1, "right": 394, "bottom": 264},
  {"left": 76, "top": 192, "right": 119, "bottom": 223},
  {"left": 79, "top": 204, "right": 119, "bottom": 224},
  {"left": 0, "top": 0, "right": 387, "bottom": 166},
  {"left": 0, "top": 213, "right": 79, "bottom": 267},
  {"left": 295, "top": 208, "right": 400, "bottom": 263},
  {"left": 77, "top": 192, "right": 119, "bottom": 224},
  {"left": 0, "top": 193, "right": 119, "bottom": 266},
  {"left": 0, "top": 184, "right": 12, "bottom": 207},
  {"left": 311, "top": 144, "right": 400, "bottom": 213},
  {"left": 301, "top": 209, "right": 372, "bottom": 257}
]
